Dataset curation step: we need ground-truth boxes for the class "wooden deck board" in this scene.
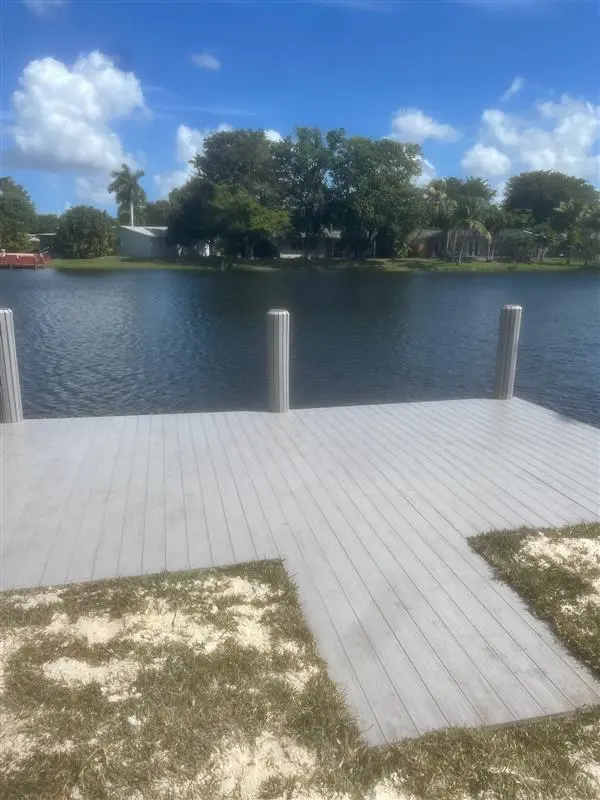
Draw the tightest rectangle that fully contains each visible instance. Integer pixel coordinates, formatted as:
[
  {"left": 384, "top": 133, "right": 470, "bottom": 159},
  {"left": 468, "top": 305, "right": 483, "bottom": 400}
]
[
  {"left": 249, "top": 412, "right": 418, "bottom": 742},
  {"left": 305, "top": 408, "right": 594, "bottom": 713},
  {"left": 376, "top": 404, "right": 586, "bottom": 529},
  {"left": 177, "top": 413, "right": 212, "bottom": 569},
  {"left": 191, "top": 414, "right": 236, "bottom": 566},
  {"left": 93, "top": 416, "right": 138, "bottom": 581},
  {"left": 141, "top": 415, "right": 167, "bottom": 576},
  {"left": 2, "top": 398, "right": 599, "bottom": 745},
  {"left": 431, "top": 402, "right": 599, "bottom": 514},
  {"left": 163, "top": 413, "right": 190, "bottom": 574},
  {"left": 286, "top": 412, "right": 522, "bottom": 728},
  {"left": 239, "top": 412, "right": 387, "bottom": 744},
  {"left": 295, "top": 411, "right": 554, "bottom": 719},
  {"left": 117, "top": 415, "right": 151, "bottom": 577}
]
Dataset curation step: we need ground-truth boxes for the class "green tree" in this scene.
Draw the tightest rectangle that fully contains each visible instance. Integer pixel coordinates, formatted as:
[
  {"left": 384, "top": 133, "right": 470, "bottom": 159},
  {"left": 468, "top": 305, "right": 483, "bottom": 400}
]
[
  {"left": 424, "top": 178, "right": 494, "bottom": 257},
  {"left": 425, "top": 180, "right": 457, "bottom": 256},
  {"left": 483, "top": 206, "right": 510, "bottom": 261},
  {"left": 167, "top": 179, "right": 219, "bottom": 249},
  {"left": 580, "top": 203, "right": 600, "bottom": 265},
  {"left": 193, "top": 129, "right": 279, "bottom": 205},
  {"left": 54, "top": 206, "right": 115, "bottom": 258},
  {"left": 32, "top": 213, "right": 60, "bottom": 233},
  {"left": 445, "top": 176, "right": 495, "bottom": 204},
  {"left": 144, "top": 200, "right": 172, "bottom": 226},
  {"left": 530, "top": 222, "right": 559, "bottom": 262},
  {"left": 274, "top": 127, "right": 333, "bottom": 256},
  {"left": 108, "top": 164, "right": 147, "bottom": 226},
  {"left": 211, "top": 184, "right": 289, "bottom": 258},
  {"left": 551, "top": 199, "right": 588, "bottom": 264},
  {"left": 454, "top": 197, "right": 491, "bottom": 264},
  {"left": 328, "top": 131, "right": 423, "bottom": 257},
  {"left": 504, "top": 171, "right": 599, "bottom": 225},
  {"left": 0, "top": 177, "right": 36, "bottom": 250},
  {"left": 482, "top": 207, "right": 530, "bottom": 261}
]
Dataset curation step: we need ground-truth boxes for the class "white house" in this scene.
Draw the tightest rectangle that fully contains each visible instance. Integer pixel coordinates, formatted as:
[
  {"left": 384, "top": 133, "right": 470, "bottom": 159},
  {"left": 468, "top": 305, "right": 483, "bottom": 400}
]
[{"left": 117, "top": 226, "right": 169, "bottom": 259}]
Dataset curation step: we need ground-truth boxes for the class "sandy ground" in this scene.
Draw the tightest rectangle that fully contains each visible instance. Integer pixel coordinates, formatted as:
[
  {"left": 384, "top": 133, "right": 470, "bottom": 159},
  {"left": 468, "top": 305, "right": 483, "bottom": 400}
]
[{"left": 2, "top": 556, "right": 600, "bottom": 800}]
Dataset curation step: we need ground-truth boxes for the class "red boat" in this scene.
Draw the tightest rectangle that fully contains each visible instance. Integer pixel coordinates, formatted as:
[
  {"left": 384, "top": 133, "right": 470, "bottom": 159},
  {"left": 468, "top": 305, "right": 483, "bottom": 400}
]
[{"left": 0, "top": 250, "right": 51, "bottom": 269}]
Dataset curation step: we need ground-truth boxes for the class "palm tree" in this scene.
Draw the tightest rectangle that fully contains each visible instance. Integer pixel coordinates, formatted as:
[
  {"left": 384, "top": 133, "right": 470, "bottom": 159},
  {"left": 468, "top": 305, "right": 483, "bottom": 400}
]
[
  {"left": 531, "top": 223, "right": 558, "bottom": 263},
  {"left": 483, "top": 205, "right": 508, "bottom": 261},
  {"left": 552, "top": 199, "right": 586, "bottom": 264},
  {"left": 454, "top": 198, "right": 491, "bottom": 264},
  {"left": 108, "top": 164, "right": 147, "bottom": 227},
  {"left": 425, "top": 180, "right": 456, "bottom": 258},
  {"left": 580, "top": 203, "right": 600, "bottom": 265}
]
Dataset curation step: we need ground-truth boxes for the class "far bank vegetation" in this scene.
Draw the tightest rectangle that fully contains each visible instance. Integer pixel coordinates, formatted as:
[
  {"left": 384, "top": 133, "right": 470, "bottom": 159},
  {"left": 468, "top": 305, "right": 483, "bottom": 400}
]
[{"left": 2, "top": 130, "right": 600, "bottom": 268}]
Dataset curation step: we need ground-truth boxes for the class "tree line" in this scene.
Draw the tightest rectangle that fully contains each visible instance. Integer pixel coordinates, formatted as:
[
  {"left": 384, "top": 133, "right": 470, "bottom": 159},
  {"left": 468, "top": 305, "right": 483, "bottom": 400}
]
[
  {"left": 0, "top": 175, "right": 169, "bottom": 257},
  {"left": 1, "top": 126, "right": 599, "bottom": 263}
]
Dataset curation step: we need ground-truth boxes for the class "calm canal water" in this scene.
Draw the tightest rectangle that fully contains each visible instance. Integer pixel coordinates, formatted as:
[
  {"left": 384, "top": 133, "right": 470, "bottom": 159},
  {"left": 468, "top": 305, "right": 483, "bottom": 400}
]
[{"left": 1, "top": 268, "right": 598, "bottom": 425}]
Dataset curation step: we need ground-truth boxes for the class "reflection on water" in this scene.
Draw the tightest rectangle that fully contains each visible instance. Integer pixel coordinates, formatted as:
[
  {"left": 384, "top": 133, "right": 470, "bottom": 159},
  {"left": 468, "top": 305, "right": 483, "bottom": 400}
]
[{"left": 0, "top": 268, "right": 598, "bottom": 426}]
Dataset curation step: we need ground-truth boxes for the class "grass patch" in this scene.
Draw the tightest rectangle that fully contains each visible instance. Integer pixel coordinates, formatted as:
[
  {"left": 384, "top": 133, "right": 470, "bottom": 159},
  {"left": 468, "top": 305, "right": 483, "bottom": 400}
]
[
  {"left": 2, "top": 548, "right": 600, "bottom": 799},
  {"left": 51, "top": 256, "right": 208, "bottom": 271},
  {"left": 471, "top": 522, "right": 600, "bottom": 679},
  {"left": 48, "top": 255, "right": 596, "bottom": 273}
]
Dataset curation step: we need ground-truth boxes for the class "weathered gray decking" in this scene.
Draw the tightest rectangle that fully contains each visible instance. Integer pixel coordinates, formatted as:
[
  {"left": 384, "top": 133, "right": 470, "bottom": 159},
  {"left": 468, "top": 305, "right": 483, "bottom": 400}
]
[{"left": 2, "top": 398, "right": 599, "bottom": 744}]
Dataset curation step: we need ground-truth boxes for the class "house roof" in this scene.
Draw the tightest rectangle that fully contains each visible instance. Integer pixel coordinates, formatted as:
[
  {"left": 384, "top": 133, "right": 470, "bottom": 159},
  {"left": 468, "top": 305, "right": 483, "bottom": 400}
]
[{"left": 119, "top": 226, "right": 168, "bottom": 239}]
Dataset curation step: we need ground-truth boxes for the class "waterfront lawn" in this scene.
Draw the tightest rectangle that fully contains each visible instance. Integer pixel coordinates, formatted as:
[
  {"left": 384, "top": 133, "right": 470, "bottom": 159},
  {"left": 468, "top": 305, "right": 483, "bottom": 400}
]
[
  {"left": 2, "top": 532, "right": 600, "bottom": 800},
  {"left": 50, "top": 255, "right": 595, "bottom": 273}
]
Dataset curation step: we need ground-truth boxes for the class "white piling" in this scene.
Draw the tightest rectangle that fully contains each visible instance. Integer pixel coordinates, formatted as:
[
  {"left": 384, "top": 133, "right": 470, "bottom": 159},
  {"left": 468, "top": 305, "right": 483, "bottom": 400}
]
[
  {"left": 267, "top": 309, "right": 290, "bottom": 413},
  {"left": 0, "top": 309, "right": 23, "bottom": 423},
  {"left": 493, "top": 304, "right": 522, "bottom": 400}
]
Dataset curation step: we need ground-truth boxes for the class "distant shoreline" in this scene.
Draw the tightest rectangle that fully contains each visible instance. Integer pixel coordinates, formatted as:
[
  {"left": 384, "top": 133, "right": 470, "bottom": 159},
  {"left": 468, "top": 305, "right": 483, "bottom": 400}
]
[{"left": 45, "top": 256, "right": 598, "bottom": 274}]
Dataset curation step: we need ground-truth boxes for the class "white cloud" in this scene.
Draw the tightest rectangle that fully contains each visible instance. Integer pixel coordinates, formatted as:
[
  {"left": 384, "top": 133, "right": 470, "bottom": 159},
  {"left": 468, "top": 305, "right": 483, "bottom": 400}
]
[
  {"left": 501, "top": 76, "right": 524, "bottom": 103},
  {"left": 7, "top": 51, "right": 145, "bottom": 172},
  {"left": 264, "top": 129, "right": 283, "bottom": 142},
  {"left": 155, "top": 122, "right": 232, "bottom": 196},
  {"left": 176, "top": 124, "right": 209, "bottom": 163},
  {"left": 74, "top": 175, "right": 114, "bottom": 207},
  {"left": 22, "top": 0, "right": 66, "bottom": 14},
  {"left": 154, "top": 168, "right": 190, "bottom": 197},
  {"left": 465, "top": 95, "right": 600, "bottom": 181},
  {"left": 461, "top": 143, "right": 511, "bottom": 176},
  {"left": 389, "top": 109, "right": 460, "bottom": 143},
  {"left": 191, "top": 53, "right": 222, "bottom": 71}
]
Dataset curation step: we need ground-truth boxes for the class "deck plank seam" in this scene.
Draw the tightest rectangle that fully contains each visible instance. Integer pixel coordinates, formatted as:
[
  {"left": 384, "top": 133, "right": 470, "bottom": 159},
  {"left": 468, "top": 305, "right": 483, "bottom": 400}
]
[
  {"left": 292, "top": 411, "right": 523, "bottom": 722},
  {"left": 301, "top": 409, "right": 574, "bottom": 714},
  {"left": 243, "top": 411, "right": 388, "bottom": 741},
  {"left": 322, "top": 406, "right": 596, "bottom": 705},
  {"left": 90, "top": 416, "right": 130, "bottom": 581}
]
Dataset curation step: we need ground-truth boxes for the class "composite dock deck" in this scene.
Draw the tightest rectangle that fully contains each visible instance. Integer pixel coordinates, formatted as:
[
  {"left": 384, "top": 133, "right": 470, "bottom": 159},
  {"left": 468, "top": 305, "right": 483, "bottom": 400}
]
[{"left": 2, "top": 397, "right": 599, "bottom": 745}]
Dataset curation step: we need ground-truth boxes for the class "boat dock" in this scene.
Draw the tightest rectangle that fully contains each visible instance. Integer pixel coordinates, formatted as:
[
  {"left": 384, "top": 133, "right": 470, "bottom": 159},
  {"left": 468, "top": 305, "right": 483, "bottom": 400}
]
[{"left": 2, "top": 397, "right": 599, "bottom": 745}]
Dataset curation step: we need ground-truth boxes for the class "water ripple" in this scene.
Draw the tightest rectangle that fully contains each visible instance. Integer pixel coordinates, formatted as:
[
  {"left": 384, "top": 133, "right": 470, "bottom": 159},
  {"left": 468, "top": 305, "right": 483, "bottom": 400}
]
[{"left": 1, "top": 268, "right": 598, "bottom": 426}]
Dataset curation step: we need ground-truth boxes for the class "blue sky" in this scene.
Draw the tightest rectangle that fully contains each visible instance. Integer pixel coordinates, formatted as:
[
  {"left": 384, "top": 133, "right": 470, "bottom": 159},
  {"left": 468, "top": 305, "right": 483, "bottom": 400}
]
[{"left": 2, "top": 0, "right": 599, "bottom": 214}]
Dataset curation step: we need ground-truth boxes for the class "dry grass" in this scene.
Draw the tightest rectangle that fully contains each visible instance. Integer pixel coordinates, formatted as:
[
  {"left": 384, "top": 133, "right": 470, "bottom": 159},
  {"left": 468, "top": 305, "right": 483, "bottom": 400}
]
[
  {"left": 0, "top": 562, "right": 365, "bottom": 800},
  {"left": 2, "top": 547, "right": 600, "bottom": 800},
  {"left": 471, "top": 522, "right": 600, "bottom": 678}
]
